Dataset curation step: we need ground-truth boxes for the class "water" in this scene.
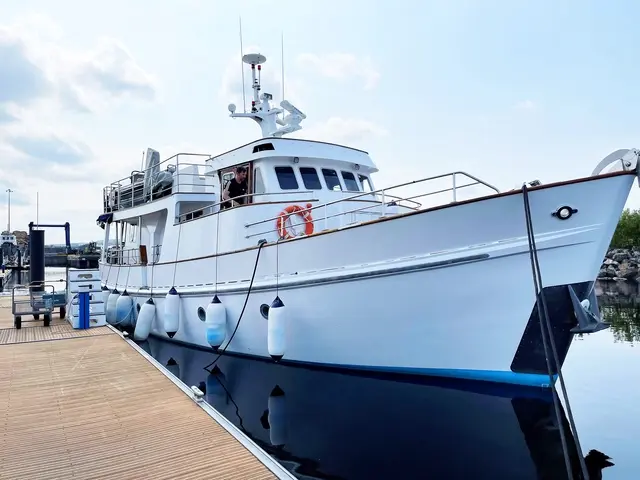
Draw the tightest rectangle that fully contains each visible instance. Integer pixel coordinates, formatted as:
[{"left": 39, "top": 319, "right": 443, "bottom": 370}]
[
  {"left": 137, "top": 280, "right": 640, "bottom": 480},
  {"left": 0, "top": 266, "right": 68, "bottom": 295}
]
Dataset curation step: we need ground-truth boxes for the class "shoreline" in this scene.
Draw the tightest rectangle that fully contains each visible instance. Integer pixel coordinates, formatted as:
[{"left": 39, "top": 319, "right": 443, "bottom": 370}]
[{"left": 598, "top": 248, "right": 640, "bottom": 282}]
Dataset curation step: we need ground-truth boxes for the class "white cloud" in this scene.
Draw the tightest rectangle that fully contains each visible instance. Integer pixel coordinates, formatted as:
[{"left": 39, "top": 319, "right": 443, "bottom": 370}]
[
  {"left": 297, "top": 53, "right": 380, "bottom": 90},
  {"left": 0, "top": 16, "right": 157, "bottom": 114},
  {"left": 0, "top": 15, "right": 158, "bottom": 242}
]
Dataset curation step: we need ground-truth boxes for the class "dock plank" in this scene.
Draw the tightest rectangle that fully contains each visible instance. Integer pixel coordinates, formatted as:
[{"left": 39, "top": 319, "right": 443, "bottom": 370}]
[{"left": 0, "top": 314, "right": 278, "bottom": 478}]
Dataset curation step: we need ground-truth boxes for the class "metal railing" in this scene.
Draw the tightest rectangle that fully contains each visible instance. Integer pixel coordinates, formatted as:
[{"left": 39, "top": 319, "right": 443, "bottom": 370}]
[
  {"left": 244, "top": 171, "right": 500, "bottom": 239},
  {"left": 105, "top": 245, "right": 161, "bottom": 265},
  {"left": 174, "top": 191, "right": 316, "bottom": 224},
  {"left": 103, "top": 153, "right": 213, "bottom": 213}
]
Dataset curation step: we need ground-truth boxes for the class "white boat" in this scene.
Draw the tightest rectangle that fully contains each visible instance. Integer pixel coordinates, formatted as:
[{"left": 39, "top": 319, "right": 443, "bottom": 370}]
[{"left": 97, "top": 51, "right": 640, "bottom": 388}]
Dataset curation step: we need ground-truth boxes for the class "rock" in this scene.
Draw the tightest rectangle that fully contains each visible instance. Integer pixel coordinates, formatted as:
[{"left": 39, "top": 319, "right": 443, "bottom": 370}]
[
  {"left": 597, "top": 247, "right": 640, "bottom": 282},
  {"left": 613, "top": 251, "right": 630, "bottom": 262}
]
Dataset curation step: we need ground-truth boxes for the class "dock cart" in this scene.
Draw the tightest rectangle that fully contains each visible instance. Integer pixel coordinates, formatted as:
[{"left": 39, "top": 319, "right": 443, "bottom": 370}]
[{"left": 11, "top": 282, "right": 67, "bottom": 329}]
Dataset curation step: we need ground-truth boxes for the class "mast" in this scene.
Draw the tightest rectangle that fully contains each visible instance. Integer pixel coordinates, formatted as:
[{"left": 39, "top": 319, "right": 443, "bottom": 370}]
[{"left": 227, "top": 52, "right": 306, "bottom": 138}]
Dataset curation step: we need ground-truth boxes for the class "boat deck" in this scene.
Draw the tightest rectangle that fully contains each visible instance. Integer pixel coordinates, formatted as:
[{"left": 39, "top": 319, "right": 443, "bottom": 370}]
[{"left": 0, "top": 296, "right": 285, "bottom": 480}]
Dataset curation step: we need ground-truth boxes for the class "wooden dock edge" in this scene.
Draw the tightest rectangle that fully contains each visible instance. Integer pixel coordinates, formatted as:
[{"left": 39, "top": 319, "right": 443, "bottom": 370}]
[{"left": 107, "top": 325, "right": 296, "bottom": 480}]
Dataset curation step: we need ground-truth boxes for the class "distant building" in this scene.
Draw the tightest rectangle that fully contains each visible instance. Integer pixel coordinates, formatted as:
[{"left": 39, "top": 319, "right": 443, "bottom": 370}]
[{"left": 12, "top": 230, "right": 28, "bottom": 249}]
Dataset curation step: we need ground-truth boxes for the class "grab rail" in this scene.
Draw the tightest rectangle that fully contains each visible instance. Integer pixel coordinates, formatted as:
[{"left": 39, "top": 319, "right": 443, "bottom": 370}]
[
  {"left": 103, "top": 153, "right": 213, "bottom": 212},
  {"left": 174, "top": 191, "right": 316, "bottom": 224},
  {"left": 105, "top": 245, "right": 162, "bottom": 265},
  {"left": 244, "top": 171, "right": 500, "bottom": 230}
]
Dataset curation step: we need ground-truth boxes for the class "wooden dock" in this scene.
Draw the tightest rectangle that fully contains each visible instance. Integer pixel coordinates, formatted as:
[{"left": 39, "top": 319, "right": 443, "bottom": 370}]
[{"left": 0, "top": 296, "right": 289, "bottom": 480}]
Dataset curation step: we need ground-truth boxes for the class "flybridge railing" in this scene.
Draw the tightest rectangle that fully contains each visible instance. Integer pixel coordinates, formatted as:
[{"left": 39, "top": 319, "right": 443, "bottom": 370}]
[
  {"left": 105, "top": 245, "right": 162, "bottom": 265},
  {"left": 244, "top": 171, "right": 500, "bottom": 239},
  {"left": 175, "top": 190, "right": 316, "bottom": 224},
  {"left": 103, "top": 153, "right": 213, "bottom": 213}
]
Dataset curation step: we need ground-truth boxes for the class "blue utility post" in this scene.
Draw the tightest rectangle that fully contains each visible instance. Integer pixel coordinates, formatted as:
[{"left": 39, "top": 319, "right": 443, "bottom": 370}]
[{"left": 78, "top": 285, "right": 90, "bottom": 329}]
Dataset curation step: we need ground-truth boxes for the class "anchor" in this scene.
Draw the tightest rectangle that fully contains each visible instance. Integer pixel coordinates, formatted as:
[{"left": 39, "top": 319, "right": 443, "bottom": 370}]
[{"left": 568, "top": 283, "right": 610, "bottom": 334}]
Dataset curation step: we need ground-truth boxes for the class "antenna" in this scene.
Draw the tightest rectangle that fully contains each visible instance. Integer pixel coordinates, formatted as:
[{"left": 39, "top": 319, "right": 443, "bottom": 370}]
[
  {"left": 239, "top": 16, "right": 247, "bottom": 114},
  {"left": 281, "top": 31, "right": 285, "bottom": 122}
]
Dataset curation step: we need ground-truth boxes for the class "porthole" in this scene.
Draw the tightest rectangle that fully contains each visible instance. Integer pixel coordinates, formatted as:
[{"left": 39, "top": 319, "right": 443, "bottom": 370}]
[
  {"left": 552, "top": 205, "right": 578, "bottom": 220},
  {"left": 260, "top": 303, "right": 270, "bottom": 320},
  {"left": 197, "top": 306, "right": 206, "bottom": 322}
]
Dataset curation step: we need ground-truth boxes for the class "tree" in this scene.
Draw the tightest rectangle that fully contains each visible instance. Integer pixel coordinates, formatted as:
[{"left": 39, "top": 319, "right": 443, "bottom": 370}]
[{"left": 611, "top": 209, "right": 640, "bottom": 249}]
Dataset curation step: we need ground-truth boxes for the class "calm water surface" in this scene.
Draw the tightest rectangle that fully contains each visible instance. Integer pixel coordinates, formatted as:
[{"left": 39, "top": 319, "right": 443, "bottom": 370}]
[{"left": 139, "top": 280, "right": 640, "bottom": 480}]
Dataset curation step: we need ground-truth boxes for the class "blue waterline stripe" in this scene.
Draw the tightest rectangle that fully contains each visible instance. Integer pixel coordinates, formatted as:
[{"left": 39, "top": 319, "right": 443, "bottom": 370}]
[
  {"left": 295, "top": 362, "right": 558, "bottom": 388},
  {"left": 149, "top": 333, "right": 557, "bottom": 388}
]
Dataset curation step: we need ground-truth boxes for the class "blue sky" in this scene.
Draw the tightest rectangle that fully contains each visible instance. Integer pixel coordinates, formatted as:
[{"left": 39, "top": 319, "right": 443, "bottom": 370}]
[{"left": 1, "top": 0, "right": 639, "bottom": 242}]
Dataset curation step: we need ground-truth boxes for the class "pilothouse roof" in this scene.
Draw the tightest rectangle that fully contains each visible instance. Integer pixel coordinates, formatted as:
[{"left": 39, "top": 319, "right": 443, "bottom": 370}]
[{"left": 207, "top": 137, "right": 379, "bottom": 173}]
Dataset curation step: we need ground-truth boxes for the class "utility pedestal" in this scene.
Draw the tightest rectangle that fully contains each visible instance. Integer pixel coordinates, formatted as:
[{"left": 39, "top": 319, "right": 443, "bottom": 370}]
[{"left": 78, "top": 285, "right": 90, "bottom": 330}]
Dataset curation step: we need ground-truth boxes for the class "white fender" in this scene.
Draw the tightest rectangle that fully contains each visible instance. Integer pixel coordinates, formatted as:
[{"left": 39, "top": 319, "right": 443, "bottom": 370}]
[
  {"left": 205, "top": 295, "right": 227, "bottom": 349},
  {"left": 134, "top": 298, "right": 155, "bottom": 341},
  {"left": 164, "top": 287, "right": 180, "bottom": 338},
  {"left": 106, "top": 288, "right": 120, "bottom": 325},
  {"left": 268, "top": 385, "right": 287, "bottom": 447},
  {"left": 115, "top": 290, "right": 133, "bottom": 327},
  {"left": 267, "top": 296, "right": 286, "bottom": 361}
]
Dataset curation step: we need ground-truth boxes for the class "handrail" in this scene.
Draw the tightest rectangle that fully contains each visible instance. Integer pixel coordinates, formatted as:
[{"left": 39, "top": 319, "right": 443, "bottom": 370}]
[
  {"left": 106, "top": 245, "right": 162, "bottom": 265},
  {"left": 175, "top": 190, "right": 315, "bottom": 223},
  {"left": 103, "top": 154, "right": 215, "bottom": 213},
  {"left": 106, "top": 153, "right": 211, "bottom": 188},
  {"left": 244, "top": 171, "right": 500, "bottom": 228}
]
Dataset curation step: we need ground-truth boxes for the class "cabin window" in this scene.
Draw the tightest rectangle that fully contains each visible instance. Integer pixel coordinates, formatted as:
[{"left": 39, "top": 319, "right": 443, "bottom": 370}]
[
  {"left": 275, "top": 166, "right": 299, "bottom": 190},
  {"left": 341, "top": 171, "right": 361, "bottom": 191},
  {"left": 254, "top": 167, "right": 266, "bottom": 195},
  {"left": 299, "top": 167, "right": 322, "bottom": 190},
  {"left": 322, "top": 169, "right": 342, "bottom": 191},
  {"left": 359, "top": 174, "right": 373, "bottom": 192},
  {"left": 252, "top": 143, "right": 275, "bottom": 153}
]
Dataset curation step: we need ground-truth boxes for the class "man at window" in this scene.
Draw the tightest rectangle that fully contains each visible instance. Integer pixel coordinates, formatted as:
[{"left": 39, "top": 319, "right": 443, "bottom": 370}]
[{"left": 222, "top": 166, "right": 248, "bottom": 207}]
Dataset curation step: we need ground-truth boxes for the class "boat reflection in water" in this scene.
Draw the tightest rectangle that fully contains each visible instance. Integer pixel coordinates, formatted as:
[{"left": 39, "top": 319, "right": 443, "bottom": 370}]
[{"left": 142, "top": 337, "right": 613, "bottom": 480}]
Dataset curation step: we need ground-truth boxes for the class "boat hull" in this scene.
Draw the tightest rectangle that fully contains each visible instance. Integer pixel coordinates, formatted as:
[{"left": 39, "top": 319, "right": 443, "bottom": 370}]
[{"left": 101, "top": 172, "right": 635, "bottom": 388}]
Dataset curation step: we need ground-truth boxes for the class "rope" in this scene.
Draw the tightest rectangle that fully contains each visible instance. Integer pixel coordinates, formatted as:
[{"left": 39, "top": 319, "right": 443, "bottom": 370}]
[
  {"left": 215, "top": 209, "right": 221, "bottom": 293},
  {"left": 113, "top": 254, "right": 121, "bottom": 290},
  {"left": 522, "top": 183, "right": 589, "bottom": 480},
  {"left": 203, "top": 239, "right": 267, "bottom": 371},
  {"left": 112, "top": 261, "right": 134, "bottom": 327},
  {"left": 172, "top": 223, "right": 183, "bottom": 287}
]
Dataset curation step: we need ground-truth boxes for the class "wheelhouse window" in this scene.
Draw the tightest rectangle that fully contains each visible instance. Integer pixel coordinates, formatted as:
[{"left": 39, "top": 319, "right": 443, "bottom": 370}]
[
  {"left": 341, "top": 171, "right": 361, "bottom": 191},
  {"left": 358, "top": 174, "right": 373, "bottom": 192},
  {"left": 275, "top": 166, "right": 299, "bottom": 190},
  {"left": 322, "top": 168, "right": 342, "bottom": 191},
  {"left": 299, "top": 167, "right": 322, "bottom": 190}
]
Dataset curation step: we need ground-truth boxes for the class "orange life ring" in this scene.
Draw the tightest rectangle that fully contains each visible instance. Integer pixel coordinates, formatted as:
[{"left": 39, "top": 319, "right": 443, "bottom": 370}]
[{"left": 276, "top": 203, "right": 314, "bottom": 239}]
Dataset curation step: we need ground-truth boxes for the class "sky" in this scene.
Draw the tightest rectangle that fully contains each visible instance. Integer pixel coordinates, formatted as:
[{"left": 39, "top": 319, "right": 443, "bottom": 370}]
[{"left": 1, "top": 0, "right": 640, "bottom": 243}]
